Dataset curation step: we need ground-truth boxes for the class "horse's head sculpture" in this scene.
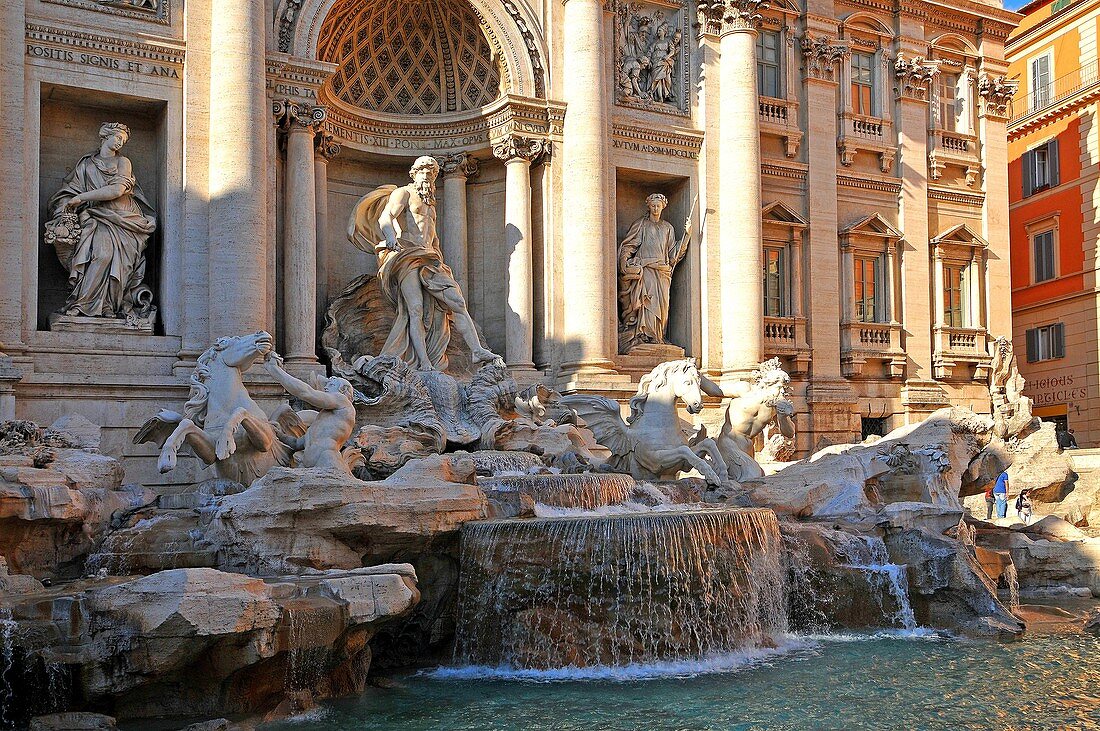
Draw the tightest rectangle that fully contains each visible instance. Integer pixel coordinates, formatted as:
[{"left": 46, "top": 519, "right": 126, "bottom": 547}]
[
  {"left": 184, "top": 331, "right": 274, "bottom": 425},
  {"left": 627, "top": 359, "right": 704, "bottom": 423}
]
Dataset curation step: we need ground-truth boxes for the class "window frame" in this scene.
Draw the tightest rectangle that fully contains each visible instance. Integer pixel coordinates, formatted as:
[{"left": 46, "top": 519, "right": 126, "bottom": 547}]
[
  {"left": 762, "top": 245, "right": 787, "bottom": 317},
  {"left": 1030, "top": 51, "right": 1054, "bottom": 112},
  {"left": 943, "top": 263, "right": 967, "bottom": 327},
  {"left": 756, "top": 29, "right": 783, "bottom": 99},
  {"left": 854, "top": 254, "right": 886, "bottom": 323},
  {"left": 1031, "top": 228, "right": 1057, "bottom": 284},
  {"left": 1026, "top": 322, "right": 1066, "bottom": 362},
  {"left": 850, "top": 51, "right": 877, "bottom": 117}
]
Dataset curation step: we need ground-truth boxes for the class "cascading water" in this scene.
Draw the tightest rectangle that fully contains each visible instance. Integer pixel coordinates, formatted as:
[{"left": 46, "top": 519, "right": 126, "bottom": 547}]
[
  {"left": 453, "top": 508, "right": 788, "bottom": 670},
  {"left": 476, "top": 473, "right": 636, "bottom": 510},
  {"left": 835, "top": 535, "right": 917, "bottom": 630},
  {"left": 1, "top": 609, "right": 15, "bottom": 729}
]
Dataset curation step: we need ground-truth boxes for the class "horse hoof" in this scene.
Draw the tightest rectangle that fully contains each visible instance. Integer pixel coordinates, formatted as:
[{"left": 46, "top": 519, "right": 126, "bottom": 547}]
[{"left": 158, "top": 455, "right": 176, "bottom": 473}]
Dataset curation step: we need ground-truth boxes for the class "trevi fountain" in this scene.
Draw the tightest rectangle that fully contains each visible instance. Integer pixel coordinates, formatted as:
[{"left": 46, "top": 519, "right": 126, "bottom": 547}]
[{"left": 2, "top": 152, "right": 1100, "bottom": 731}]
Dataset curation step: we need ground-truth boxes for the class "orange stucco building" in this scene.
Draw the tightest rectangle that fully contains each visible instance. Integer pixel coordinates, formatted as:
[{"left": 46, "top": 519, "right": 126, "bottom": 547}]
[{"left": 1008, "top": 0, "right": 1100, "bottom": 444}]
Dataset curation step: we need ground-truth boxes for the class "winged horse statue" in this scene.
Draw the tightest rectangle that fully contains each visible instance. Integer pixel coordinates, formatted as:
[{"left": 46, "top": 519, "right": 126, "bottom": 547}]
[
  {"left": 560, "top": 359, "right": 728, "bottom": 486},
  {"left": 134, "top": 331, "right": 301, "bottom": 484}
]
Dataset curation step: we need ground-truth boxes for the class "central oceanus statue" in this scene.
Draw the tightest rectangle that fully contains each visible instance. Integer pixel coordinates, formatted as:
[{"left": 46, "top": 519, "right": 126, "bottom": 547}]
[
  {"left": 134, "top": 331, "right": 300, "bottom": 484},
  {"left": 560, "top": 359, "right": 728, "bottom": 485}
]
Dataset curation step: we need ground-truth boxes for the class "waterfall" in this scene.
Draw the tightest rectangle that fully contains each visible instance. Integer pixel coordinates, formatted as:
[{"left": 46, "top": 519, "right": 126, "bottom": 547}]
[
  {"left": 453, "top": 508, "right": 788, "bottom": 669},
  {"left": 835, "top": 535, "right": 917, "bottom": 631},
  {"left": 477, "top": 473, "right": 636, "bottom": 510},
  {"left": 1, "top": 609, "right": 14, "bottom": 729},
  {"left": 780, "top": 531, "right": 829, "bottom": 634},
  {"left": 1002, "top": 563, "right": 1021, "bottom": 611}
]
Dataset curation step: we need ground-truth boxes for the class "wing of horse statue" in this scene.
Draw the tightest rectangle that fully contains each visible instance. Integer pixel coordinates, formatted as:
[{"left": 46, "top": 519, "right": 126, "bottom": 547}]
[
  {"left": 347, "top": 184, "right": 398, "bottom": 254},
  {"left": 559, "top": 395, "right": 634, "bottom": 458},
  {"left": 133, "top": 409, "right": 183, "bottom": 447}
]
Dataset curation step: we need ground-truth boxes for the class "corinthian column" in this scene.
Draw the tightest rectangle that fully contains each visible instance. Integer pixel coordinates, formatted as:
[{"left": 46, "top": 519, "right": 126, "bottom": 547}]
[
  {"left": 439, "top": 152, "right": 479, "bottom": 294},
  {"left": 208, "top": 0, "right": 268, "bottom": 337},
  {"left": 561, "top": 0, "right": 615, "bottom": 377},
  {"left": 315, "top": 130, "right": 341, "bottom": 332},
  {"left": 274, "top": 100, "right": 326, "bottom": 372},
  {"left": 494, "top": 137, "right": 546, "bottom": 371},
  {"left": 701, "top": 0, "right": 768, "bottom": 375}
]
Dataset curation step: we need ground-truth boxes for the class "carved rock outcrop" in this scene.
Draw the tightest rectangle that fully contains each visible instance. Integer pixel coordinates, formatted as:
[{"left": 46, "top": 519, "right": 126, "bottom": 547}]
[{"left": 1, "top": 566, "right": 418, "bottom": 725}]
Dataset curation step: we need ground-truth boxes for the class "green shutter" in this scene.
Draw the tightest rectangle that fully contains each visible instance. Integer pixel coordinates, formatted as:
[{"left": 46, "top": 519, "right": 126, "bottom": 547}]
[
  {"left": 1048, "top": 139, "right": 1060, "bottom": 186},
  {"left": 1026, "top": 328, "right": 1039, "bottom": 362},
  {"left": 1023, "top": 150, "right": 1034, "bottom": 197},
  {"left": 1053, "top": 322, "right": 1066, "bottom": 358}
]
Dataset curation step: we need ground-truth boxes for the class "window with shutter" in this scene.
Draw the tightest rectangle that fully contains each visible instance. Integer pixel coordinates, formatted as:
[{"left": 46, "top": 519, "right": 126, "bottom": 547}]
[
  {"left": 1033, "top": 230, "right": 1056, "bottom": 282},
  {"left": 757, "top": 31, "right": 782, "bottom": 98},
  {"left": 1031, "top": 54, "right": 1052, "bottom": 111},
  {"left": 1027, "top": 323, "right": 1065, "bottom": 361},
  {"left": 1023, "top": 149, "right": 1034, "bottom": 197},
  {"left": 1049, "top": 138, "right": 1060, "bottom": 186}
]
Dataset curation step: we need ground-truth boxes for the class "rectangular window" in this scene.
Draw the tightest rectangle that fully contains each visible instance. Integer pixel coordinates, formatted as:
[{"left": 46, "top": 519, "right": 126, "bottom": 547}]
[
  {"left": 938, "top": 73, "right": 961, "bottom": 132},
  {"left": 1023, "top": 139, "right": 1060, "bottom": 197},
  {"left": 944, "top": 264, "right": 966, "bottom": 327},
  {"left": 854, "top": 256, "right": 883, "bottom": 323},
  {"left": 1026, "top": 323, "right": 1065, "bottom": 362},
  {"left": 763, "top": 247, "right": 785, "bottom": 317},
  {"left": 757, "top": 30, "right": 782, "bottom": 98},
  {"left": 1033, "top": 230, "right": 1056, "bottom": 283},
  {"left": 851, "top": 53, "right": 876, "bottom": 116},
  {"left": 1031, "top": 54, "right": 1052, "bottom": 111}
]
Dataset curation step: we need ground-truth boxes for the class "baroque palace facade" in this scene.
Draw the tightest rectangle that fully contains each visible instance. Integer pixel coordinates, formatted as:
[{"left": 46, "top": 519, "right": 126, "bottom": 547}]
[{"left": 0, "top": 0, "right": 1019, "bottom": 479}]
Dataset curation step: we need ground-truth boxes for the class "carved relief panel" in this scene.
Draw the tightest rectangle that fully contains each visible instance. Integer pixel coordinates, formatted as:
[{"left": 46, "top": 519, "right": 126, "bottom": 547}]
[{"left": 611, "top": 0, "right": 690, "bottom": 116}]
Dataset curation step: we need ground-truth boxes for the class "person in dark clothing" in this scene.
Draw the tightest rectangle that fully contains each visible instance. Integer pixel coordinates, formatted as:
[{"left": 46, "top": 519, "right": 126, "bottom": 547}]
[
  {"left": 1015, "top": 490, "right": 1034, "bottom": 525},
  {"left": 984, "top": 484, "right": 996, "bottom": 521}
]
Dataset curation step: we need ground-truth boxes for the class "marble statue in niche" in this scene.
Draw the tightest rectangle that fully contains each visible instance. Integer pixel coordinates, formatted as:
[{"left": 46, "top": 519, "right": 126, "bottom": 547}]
[
  {"left": 347, "top": 155, "right": 501, "bottom": 371},
  {"left": 617, "top": 193, "right": 691, "bottom": 354},
  {"left": 45, "top": 122, "right": 157, "bottom": 332},
  {"left": 614, "top": 2, "right": 686, "bottom": 113}
]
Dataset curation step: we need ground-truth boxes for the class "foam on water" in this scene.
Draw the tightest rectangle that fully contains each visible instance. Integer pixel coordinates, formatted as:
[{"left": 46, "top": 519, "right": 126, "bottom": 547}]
[{"left": 430, "top": 640, "right": 812, "bottom": 682}]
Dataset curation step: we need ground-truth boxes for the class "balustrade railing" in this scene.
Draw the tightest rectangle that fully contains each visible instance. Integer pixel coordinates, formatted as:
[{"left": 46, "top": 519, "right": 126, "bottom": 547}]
[{"left": 1011, "top": 60, "right": 1100, "bottom": 122}]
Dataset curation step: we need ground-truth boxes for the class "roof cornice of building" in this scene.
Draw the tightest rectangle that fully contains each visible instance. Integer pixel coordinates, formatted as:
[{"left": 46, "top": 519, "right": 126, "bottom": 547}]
[
  {"left": 1006, "top": 0, "right": 1095, "bottom": 53},
  {"left": 918, "top": 0, "right": 1023, "bottom": 25}
]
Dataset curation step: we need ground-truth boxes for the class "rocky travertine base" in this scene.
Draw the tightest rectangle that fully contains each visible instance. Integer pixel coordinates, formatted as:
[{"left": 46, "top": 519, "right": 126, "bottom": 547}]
[
  {"left": 737, "top": 407, "right": 990, "bottom": 521},
  {"left": 970, "top": 516, "right": 1100, "bottom": 598},
  {"left": 0, "top": 420, "right": 151, "bottom": 579},
  {"left": 2, "top": 566, "right": 418, "bottom": 724}
]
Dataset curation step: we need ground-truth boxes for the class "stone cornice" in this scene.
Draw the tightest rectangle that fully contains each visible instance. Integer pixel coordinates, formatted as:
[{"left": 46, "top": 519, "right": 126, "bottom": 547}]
[
  {"left": 837, "top": 174, "right": 902, "bottom": 195},
  {"left": 43, "top": 0, "right": 169, "bottom": 24},
  {"left": 928, "top": 186, "right": 985, "bottom": 207},
  {"left": 25, "top": 22, "right": 184, "bottom": 65},
  {"left": 762, "top": 161, "right": 808, "bottom": 181},
  {"left": 611, "top": 123, "right": 703, "bottom": 160}
]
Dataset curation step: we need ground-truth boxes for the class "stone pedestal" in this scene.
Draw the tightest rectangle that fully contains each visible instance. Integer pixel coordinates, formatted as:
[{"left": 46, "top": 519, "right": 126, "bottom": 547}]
[{"left": 48, "top": 312, "right": 155, "bottom": 335}]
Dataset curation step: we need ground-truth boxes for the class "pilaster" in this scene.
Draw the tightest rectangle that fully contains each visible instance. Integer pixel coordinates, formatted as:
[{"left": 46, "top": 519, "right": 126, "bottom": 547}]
[
  {"left": 0, "top": 0, "right": 27, "bottom": 355},
  {"left": 314, "top": 129, "right": 340, "bottom": 332}
]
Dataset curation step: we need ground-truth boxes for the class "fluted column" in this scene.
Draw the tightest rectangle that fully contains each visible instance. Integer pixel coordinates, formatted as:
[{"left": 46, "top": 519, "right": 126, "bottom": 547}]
[
  {"left": 561, "top": 0, "right": 615, "bottom": 375},
  {"left": 314, "top": 130, "right": 340, "bottom": 332},
  {"left": 274, "top": 101, "right": 326, "bottom": 371},
  {"left": 701, "top": 0, "right": 769, "bottom": 375},
  {"left": 494, "top": 137, "right": 546, "bottom": 371},
  {"left": 439, "top": 152, "right": 479, "bottom": 294},
  {"left": 208, "top": 0, "right": 268, "bottom": 337}
]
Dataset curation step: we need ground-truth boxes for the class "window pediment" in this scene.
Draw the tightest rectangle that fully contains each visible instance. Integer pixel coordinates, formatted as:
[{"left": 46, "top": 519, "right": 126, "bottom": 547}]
[
  {"left": 840, "top": 213, "right": 902, "bottom": 252},
  {"left": 930, "top": 223, "right": 989, "bottom": 250},
  {"left": 762, "top": 201, "right": 808, "bottom": 228}
]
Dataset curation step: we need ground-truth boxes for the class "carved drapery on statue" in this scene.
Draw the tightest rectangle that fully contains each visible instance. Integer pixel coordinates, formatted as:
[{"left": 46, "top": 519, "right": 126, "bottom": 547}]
[
  {"left": 617, "top": 193, "right": 691, "bottom": 354},
  {"left": 345, "top": 156, "right": 499, "bottom": 373},
  {"left": 45, "top": 122, "right": 157, "bottom": 331}
]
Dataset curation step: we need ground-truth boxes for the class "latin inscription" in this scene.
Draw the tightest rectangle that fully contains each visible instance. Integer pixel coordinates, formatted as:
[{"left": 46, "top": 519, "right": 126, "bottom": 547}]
[
  {"left": 339, "top": 130, "right": 488, "bottom": 151},
  {"left": 26, "top": 44, "right": 180, "bottom": 78}
]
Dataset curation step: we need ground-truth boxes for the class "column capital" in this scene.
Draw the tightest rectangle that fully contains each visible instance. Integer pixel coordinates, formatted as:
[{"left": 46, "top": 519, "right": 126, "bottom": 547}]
[
  {"left": 492, "top": 136, "right": 549, "bottom": 164},
  {"left": 976, "top": 74, "right": 1018, "bottom": 121},
  {"left": 273, "top": 99, "right": 327, "bottom": 133},
  {"left": 696, "top": 0, "right": 769, "bottom": 37},
  {"left": 800, "top": 34, "right": 847, "bottom": 82},
  {"left": 314, "top": 129, "right": 341, "bottom": 161},
  {"left": 438, "top": 151, "right": 481, "bottom": 179},
  {"left": 894, "top": 53, "right": 938, "bottom": 102}
]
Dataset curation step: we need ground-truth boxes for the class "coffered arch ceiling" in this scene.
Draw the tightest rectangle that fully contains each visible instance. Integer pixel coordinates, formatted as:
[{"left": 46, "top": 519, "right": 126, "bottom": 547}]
[{"left": 317, "top": 0, "right": 509, "bottom": 116}]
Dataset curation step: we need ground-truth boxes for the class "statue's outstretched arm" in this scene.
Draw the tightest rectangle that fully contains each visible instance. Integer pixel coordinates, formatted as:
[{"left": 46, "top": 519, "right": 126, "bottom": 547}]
[{"left": 263, "top": 356, "right": 345, "bottom": 411}]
